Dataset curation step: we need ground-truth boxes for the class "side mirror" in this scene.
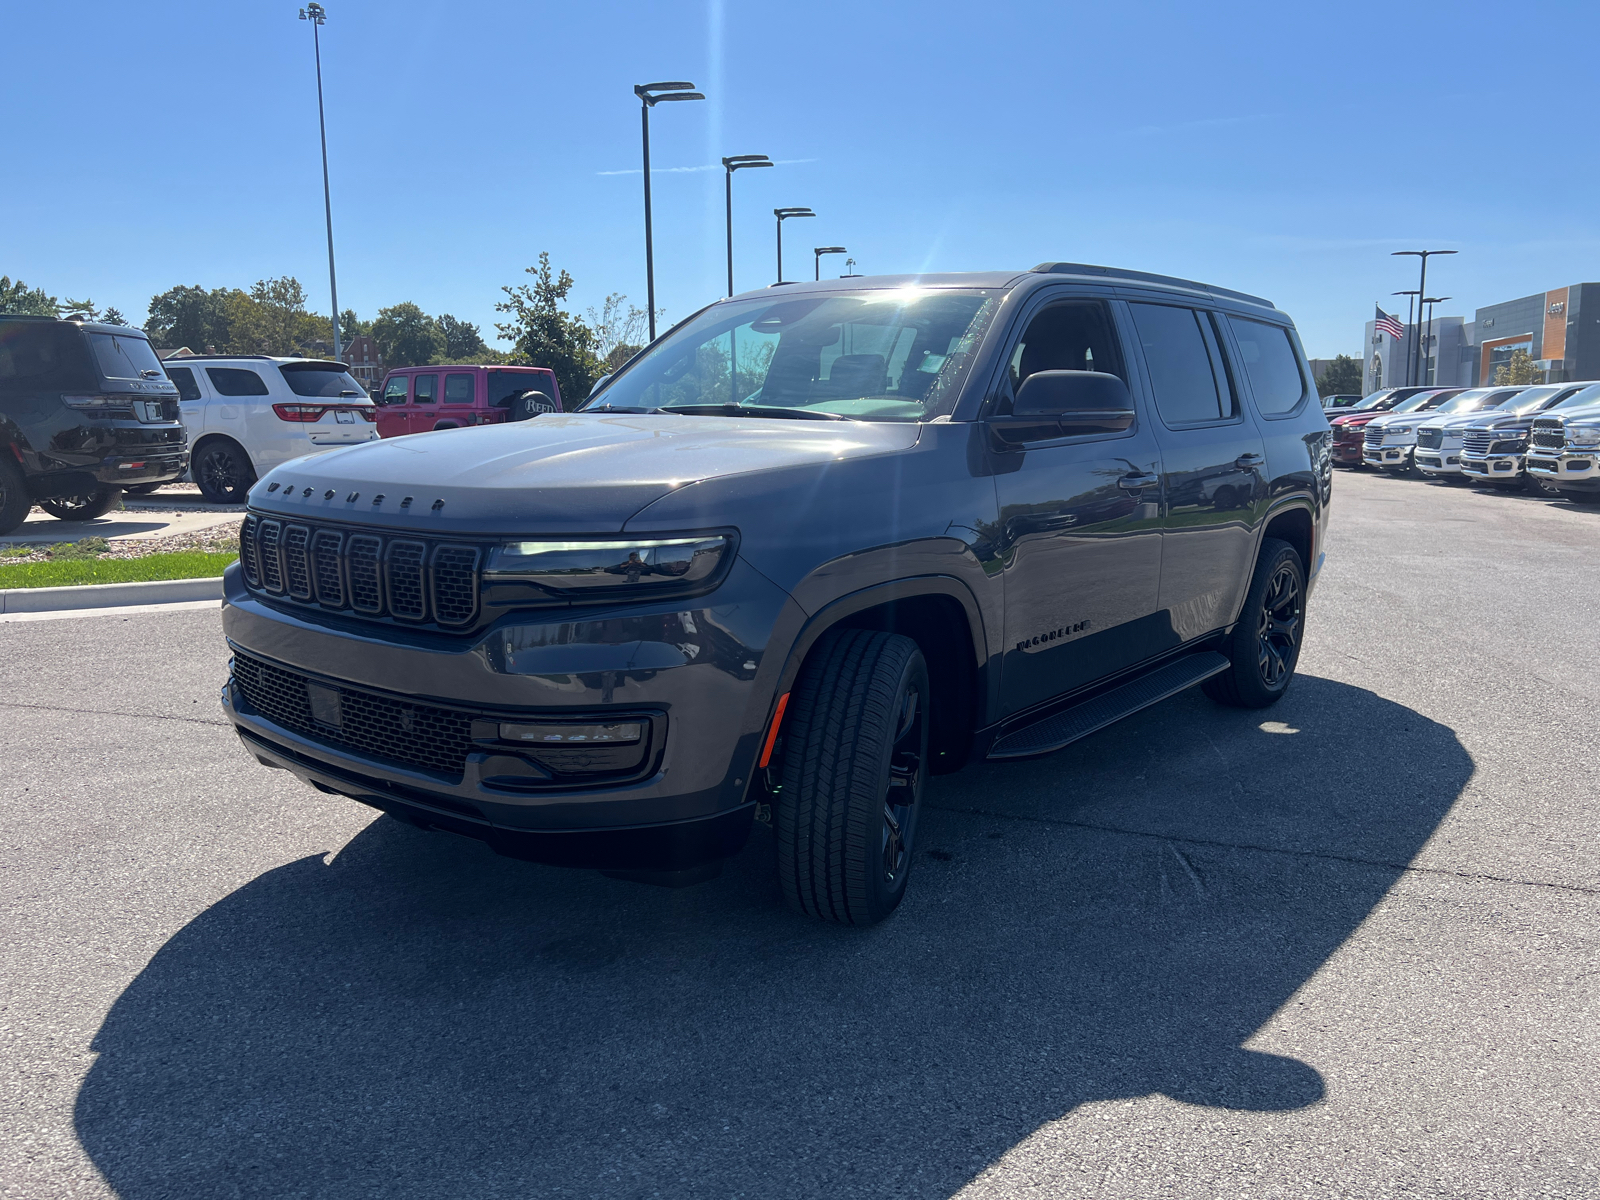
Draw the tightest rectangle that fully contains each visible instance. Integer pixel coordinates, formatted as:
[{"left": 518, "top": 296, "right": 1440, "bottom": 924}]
[
  {"left": 587, "top": 373, "right": 612, "bottom": 399},
  {"left": 990, "top": 370, "right": 1136, "bottom": 446}
]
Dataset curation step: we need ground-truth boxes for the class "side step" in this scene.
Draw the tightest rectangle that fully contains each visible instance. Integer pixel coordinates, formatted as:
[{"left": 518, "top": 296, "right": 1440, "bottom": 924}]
[{"left": 987, "top": 651, "right": 1230, "bottom": 761}]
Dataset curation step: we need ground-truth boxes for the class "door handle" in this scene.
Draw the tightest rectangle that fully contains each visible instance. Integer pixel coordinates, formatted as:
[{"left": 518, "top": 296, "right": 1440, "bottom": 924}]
[
  {"left": 1235, "top": 453, "right": 1265, "bottom": 469},
  {"left": 1118, "top": 472, "right": 1159, "bottom": 490}
]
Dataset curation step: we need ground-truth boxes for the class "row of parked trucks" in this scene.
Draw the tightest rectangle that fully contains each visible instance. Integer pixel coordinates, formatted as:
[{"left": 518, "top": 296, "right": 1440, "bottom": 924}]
[{"left": 1328, "top": 381, "right": 1600, "bottom": 504}]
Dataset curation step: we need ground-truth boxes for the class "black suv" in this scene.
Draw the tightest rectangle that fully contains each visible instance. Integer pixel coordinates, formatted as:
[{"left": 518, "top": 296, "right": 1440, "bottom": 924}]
[
  {"left": 220, "top": 264, "right": 1332, "bottom": 924},
  {"left": 0, "top": 316, "right": 187, "bottom": 532}
]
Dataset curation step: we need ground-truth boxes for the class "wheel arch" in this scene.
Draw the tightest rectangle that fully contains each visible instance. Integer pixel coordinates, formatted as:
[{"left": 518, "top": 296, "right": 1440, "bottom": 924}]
[{"left": 1261, "top": 502, "right": 1314, "bottom": 579}]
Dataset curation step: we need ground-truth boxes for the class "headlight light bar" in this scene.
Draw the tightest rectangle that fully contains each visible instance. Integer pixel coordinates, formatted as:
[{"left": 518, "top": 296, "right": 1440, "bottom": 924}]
[{"left": 483, "top": 534, "right": 732, "bottom": 597}]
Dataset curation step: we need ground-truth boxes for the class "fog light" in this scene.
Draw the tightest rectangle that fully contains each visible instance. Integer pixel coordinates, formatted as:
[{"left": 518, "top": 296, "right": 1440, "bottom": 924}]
[{"left": 498, "top": 721, "right": 642, "bottom": 745}]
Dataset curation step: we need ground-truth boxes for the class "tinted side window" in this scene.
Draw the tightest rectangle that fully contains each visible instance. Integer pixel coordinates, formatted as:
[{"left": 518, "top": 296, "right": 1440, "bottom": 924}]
[
  {"left": 444, "top": 372, "right": 475, "bottom": 403},
  {"left": 381, "top": 377, "right": 409, "bottom": 406},
  {"left": 166, "top": 366, "right": 202, "bottom": 401},
  {"left": 1128, "top": 303, "right": 1232, "bottom": 424},
  {"left": 0, "top": 323, "right": 96, "bottom": 394},
  {"left": 1227, "top": 316, "right": 1306, "bottom": 416},
  {"left": 1006, "top": 300, "right": 1125, "bottom": 399},
  {"left": 205, "top": 367, "right": 271, "bottom": 397},
  {"left": 413, "top": 373, "right": 438, "bottom": 404}
]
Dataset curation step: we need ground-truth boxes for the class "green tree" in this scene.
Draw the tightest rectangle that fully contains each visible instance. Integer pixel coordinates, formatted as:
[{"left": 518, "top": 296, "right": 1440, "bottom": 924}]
[
  {"left": 1493, "top": 348, "right": 1542, "bottom": 386},
  {"left": 435, "top": 313, "right": 487, "bottom": 361},
  {"left": 146, "top": 285, "right": 235, "bottom": 351},
  {"left": 372, "top": 302, "right": 445, "bottom": 367},
  {"left": 99, "top": 307, "right": 128, "bottom": 327},
  {"left": 0, "top": 276, "right": 95, "bottom": 317},
  {"left": 1316, "top": 353, "right": 1363, "bottom": 397},
  {"left": 495, "top": 253, "right": 602, "bottom": 401},
  {"left": 339, "top": 309, "right": 369, "bottom": 344},
  {"left": 586, "top": 292, "right": 652, "bottom": 371}
]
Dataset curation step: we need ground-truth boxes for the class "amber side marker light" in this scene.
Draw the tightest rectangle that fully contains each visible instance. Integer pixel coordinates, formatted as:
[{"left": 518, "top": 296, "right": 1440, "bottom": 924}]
[{"left": 758, "top": 693, "right": 790, "bottom": 769}]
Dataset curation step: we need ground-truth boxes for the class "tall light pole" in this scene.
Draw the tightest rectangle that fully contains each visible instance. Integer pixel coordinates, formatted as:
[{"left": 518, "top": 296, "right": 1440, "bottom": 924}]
[
  {"left": 843, "top": 256, "right": 858, "bottom": 277},
  {"left": 299, "top": 3, "right": 340, "bottom": 361},
  {"left": 1392, "top": 290, "right": 1419, "bottom": 387},
  {"left": 773, "top": 208, "right": 814, "bottom": 283},
  {"left": 722, "top": 155, "right": 772, "bottom": 296},
  {"left": 1422, "top": 296, "right": 1449, "bottom": 386},
  {"left": 814, "top": 246, "right": 846, "bottom": 280},
  {"left": 1393, "top": 250, "right": 1456, "bottom": 386},
  {"left": 635, "top": 82, "right": 705, "bottom": 341}
]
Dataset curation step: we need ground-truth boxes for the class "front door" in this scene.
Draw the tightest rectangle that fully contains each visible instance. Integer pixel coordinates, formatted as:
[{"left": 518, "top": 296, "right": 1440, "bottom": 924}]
[
  {"left": 376, "top": 375, "right": 410, "bottom": 438},
  {"left": 408, "top": 372, "right": 439, "bottom": 434},
  {"left": 1124, "top": 301, "right": 1266, "bottom": 642},
  {"left": 992, "top": 297, "right": 1167, "bottom": 716}
]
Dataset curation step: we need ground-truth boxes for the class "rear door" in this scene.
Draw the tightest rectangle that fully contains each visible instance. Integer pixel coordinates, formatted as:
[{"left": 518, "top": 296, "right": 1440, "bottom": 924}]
[
  {"left": 992, "top": 294, "right": 1167, "bottom": 716},
  {"left": 165, "top": 363, "right": 210, "bottom": 436},
  {"left": 440, "top": 370, "right": 477, "bottom": 427},
  {"left": 1125, "top": 300, "right": 1266, "bottom": 642}
]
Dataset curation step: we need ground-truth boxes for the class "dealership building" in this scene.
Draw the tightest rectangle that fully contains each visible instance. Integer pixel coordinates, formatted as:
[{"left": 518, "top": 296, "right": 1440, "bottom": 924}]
[{"left": 1362, "top": 282, "right": 1600, "bottom": 392}]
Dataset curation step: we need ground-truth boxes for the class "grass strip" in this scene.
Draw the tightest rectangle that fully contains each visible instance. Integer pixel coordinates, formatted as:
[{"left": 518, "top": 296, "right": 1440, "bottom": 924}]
[{"left": 0, "top": 552, "right": 237, "bottom": 589}]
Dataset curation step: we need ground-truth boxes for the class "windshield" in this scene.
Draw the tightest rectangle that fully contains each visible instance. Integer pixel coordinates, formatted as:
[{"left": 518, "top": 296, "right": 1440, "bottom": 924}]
[
  {"left": 1497, "top": 385, "right": 1562, "bottom": 414},
  {"left": 582, "top": 289, "right": 999, "bottom": 422},
  {"left": 1352, "top": 388, "right": 1407, "bottom": 411},
  {"left": 1553, "top": 383, "right": 1600, "bottom": 409},
  {"left": 1433, "top": 387, "right": 1500, "bottom": 414},
  {"left": 278, "top": 362, "right": 369, "bottom": 398},
  {"left": 1390, "top": 390, "right": 1446, "bottom": 414},
  {"left": 89, "top": 331, "right": 166, "bottom": 381}
]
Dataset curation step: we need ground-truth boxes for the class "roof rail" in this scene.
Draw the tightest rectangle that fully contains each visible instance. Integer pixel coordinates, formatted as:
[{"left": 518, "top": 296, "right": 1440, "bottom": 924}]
[{"left": 1030, "top": 262, "right": 1275, "bottom": 309}]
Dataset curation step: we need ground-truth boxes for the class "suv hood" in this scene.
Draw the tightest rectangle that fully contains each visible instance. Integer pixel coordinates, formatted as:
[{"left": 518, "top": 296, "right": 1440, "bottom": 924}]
[{"left": 246, "top": 412, "right": 922, "bottom": 534}]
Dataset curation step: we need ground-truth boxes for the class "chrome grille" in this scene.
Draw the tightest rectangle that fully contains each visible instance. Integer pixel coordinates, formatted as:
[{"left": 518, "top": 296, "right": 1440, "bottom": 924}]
[
  {"left": 239, "top": 515, "right": 481, "bottom": 629},
  {"left": 231, "top": 651, "right": 473, "bottom": 779},
  {"left": 1416, "top": 428, "right": 1443, "bottom": 450},
  {"left": 1462, "top": 431, "right": 1495, "bottom": 457},
  {"left": 1363, "top": 426, "right": 1386, "bottom": 451},
  {"left": 1530, "top": 422, "right": 1565, "bottom": 450}
]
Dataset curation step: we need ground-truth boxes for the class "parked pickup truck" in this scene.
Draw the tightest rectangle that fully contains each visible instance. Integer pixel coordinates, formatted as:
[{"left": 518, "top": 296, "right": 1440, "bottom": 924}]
[
  {"left": 1359, "top": 387, "right": 1461, "bottom": 472},
  {"left": 1526, "top": 396, "right": 1600, "bottom": 505},
  {"left": 1413, "top": 386, "right": 1530, "bottom": 478},
  {"left": 1460, "top": 381, "right": 1599, "bottom": 490},
  {"left": 219, "top": 263, "right": 1331, "bottom": 924}
]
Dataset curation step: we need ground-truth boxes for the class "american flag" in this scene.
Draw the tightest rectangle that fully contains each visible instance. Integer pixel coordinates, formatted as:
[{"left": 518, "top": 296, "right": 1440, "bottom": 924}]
[{"left": 1375, "top": 305, "right": 1405, "bottom": 340}]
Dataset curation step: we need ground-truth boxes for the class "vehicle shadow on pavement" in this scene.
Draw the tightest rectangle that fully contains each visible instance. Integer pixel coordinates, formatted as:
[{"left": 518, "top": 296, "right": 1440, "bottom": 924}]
[{"left": 75, "top": 675, "right": 1470, "bottom": 1198}]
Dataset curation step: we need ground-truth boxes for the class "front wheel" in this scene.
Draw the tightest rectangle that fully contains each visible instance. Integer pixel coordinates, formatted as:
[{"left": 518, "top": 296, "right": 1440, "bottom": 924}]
[
  {"left": 194, "top": 440, "right": 255, "bottom": 504},
  {"left": 776, "top": 629, "right": 929, "bottom": 925},
  {"left": 39, "top": 486, "right": 120, "bottom": 521},
  {"left": 1203, "top": 537, "right": 1305, "bottom": 709}
]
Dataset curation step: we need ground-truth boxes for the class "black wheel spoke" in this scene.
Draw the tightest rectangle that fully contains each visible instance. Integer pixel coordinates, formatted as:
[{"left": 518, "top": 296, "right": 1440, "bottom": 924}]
[{"left": 1255, "top": 561, "right": 1302, "bottom": 689}]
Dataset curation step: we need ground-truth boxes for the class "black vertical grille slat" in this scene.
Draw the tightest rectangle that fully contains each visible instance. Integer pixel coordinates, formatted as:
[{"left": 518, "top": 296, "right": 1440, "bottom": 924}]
[
  {"left": 239, "top": 514, "right": 261, "bottom": 585},
  {"left": 258, "top": 520, "right": 284, "bottom": 593},
  {"left": 283, "top": 525, "right": 312, "bottom": 599},
  {"left": 431, "top": 545, "right": 480, "bottom": 627},
  {"left": 385, "top": 540, "right": 427, "bottom": 621},
  {"left": 347, "top": 535, "right": 383, "bottom": 614},
  {"left": 312, "top": 530, "right": 345, "bottom": 607}
]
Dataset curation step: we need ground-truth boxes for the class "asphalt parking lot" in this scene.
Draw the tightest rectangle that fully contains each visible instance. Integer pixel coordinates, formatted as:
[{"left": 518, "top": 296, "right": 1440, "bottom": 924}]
[{"left": 1, "top": 469, "right": 1595, "bottom": 1200}]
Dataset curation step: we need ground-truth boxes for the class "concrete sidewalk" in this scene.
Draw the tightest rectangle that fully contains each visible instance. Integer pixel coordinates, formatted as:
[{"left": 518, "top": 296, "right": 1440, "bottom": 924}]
[{"left": 1, "top": 507, "right": 241, "bottom": 547}]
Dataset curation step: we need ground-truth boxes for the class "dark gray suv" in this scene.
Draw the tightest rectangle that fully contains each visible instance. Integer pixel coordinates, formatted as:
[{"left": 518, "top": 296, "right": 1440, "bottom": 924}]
[{"left": 220, "top": 264, "right": 1332, "bottom": 924}]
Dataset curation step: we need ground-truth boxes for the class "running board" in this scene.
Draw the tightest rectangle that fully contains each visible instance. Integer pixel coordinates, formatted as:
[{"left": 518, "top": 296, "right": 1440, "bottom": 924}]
[{"left": 986, "top": 651, "right": 1230, "bottom": 760}]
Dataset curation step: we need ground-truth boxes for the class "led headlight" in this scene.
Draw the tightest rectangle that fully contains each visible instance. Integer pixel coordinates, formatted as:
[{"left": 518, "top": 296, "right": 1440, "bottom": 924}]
[
  {"left": 1565, "top": 424, "right": 1600, "bottom": 448},
  {"left": 1391, "top": 425, "right": 1412, "bottom": 435},
  {"left": 483, "top": 534, "right": 731, "bottom": 597}
]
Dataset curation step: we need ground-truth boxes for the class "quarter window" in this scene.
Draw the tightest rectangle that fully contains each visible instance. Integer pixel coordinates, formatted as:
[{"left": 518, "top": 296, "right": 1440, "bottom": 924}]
[
  {"left": 444, "top": 372, "right": 475, "bottom": 403},
  {"left": 1128, "top": 303, "right": 1234, "bottom": 424},
  {"left": 205, "top": 367, "right": 270, "bottom": 397},
  {"left": 1227, "top": 316, "right": 1307, "bottom": 415},
  {"left": 413, "top": 373, "right": 438, "bottom": 405},
  {"left": 166, "top": 366, "right": 202, "bottom": 401}
]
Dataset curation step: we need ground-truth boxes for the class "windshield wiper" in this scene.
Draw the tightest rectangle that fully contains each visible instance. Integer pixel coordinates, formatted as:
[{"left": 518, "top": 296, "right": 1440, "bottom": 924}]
[{"left": 660, "top": 404, "right": 849, "bottom": 422}]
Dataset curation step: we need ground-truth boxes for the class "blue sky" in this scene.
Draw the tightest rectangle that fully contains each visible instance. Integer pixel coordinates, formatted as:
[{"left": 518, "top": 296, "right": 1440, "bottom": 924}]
[{"left": 5, "top": 0, "right": 1597, "bottom": 357}]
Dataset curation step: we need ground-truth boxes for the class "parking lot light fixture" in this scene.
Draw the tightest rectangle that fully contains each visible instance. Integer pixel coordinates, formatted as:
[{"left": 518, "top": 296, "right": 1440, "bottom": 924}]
[
  {"left": 773, "top": 208, "right": 814, "bottom": 283},
  {"left": 722, "top": 155, "right": 773, "bottom": 297},
  {"left": 635, "top": 82, "right": 706, "bottom": 341},
  {"left": 813, "top": 246, "right": 847, "bottom": 281},
  {"left": 298, "top": 2, "right": 341, "bottom": 361},
  {"left": 1393, "top": 250, "right": 1457, "bottom": 385}
]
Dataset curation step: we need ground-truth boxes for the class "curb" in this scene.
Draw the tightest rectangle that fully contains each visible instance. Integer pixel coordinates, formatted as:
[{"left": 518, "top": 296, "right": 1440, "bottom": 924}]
[{"left": 0, "top": 576, "right": 225, "bottom": 614}]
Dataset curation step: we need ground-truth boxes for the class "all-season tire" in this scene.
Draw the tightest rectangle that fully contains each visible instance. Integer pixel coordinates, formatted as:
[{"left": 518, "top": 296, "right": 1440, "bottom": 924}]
[
  {"left": 0, "top": 455, "right": 30, "bottom": 536},
  {"left": 39, "top": 486, "right": 120, "bottom": 521},
  {"left": 194, "top": 439, "right": 255, "bottom": 503},
  {"left": 776, "top": 628, "right": 929, "bottom": 926},
  {"left": 1202, "top": 537, "right": 1305, "bottom": 709}
]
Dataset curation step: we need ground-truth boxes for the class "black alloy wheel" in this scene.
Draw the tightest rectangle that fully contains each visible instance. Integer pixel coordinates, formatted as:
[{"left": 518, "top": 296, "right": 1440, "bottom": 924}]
[
  {"left": 776, "top": 628, "right": 930, "bottom": 925},
  {"left": 1203, "top": 536, "right": 1305, "bottom": 709},
  {"left": 38, "top": 486, "right": 119, "bottom": 522},
  {"left": 195, "top": 441, "right": 255, "bottom": 504},
  {"left": 1255, "top": 559, "right": 1302, "bottom": 689}
]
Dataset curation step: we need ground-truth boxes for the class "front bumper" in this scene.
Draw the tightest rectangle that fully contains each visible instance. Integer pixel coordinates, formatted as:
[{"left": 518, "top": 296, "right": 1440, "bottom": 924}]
[
  {"left": 1362, "top": 444, "right": 1413, "bottom": 468},
  {"left": 219, "top": 559, "right": 794, "bottom": 868},
  {"left": 1415, "top": 446, "right": 1464, "bottom": 475},
  {"left": 1331, "top": 439, "right": 1367, "bottom": 464},
  {"left": 1527, "top": 450, "right": 1600, "bottom": 490},
  {"left": 1460, "top": 452, "right": 1524, "bottom": 481}
]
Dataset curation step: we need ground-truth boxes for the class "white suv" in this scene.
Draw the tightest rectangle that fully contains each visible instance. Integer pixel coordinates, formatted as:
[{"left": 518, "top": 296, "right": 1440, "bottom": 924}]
[{"left": 159, "top": 356, "right": 379, "bottom": 502}]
